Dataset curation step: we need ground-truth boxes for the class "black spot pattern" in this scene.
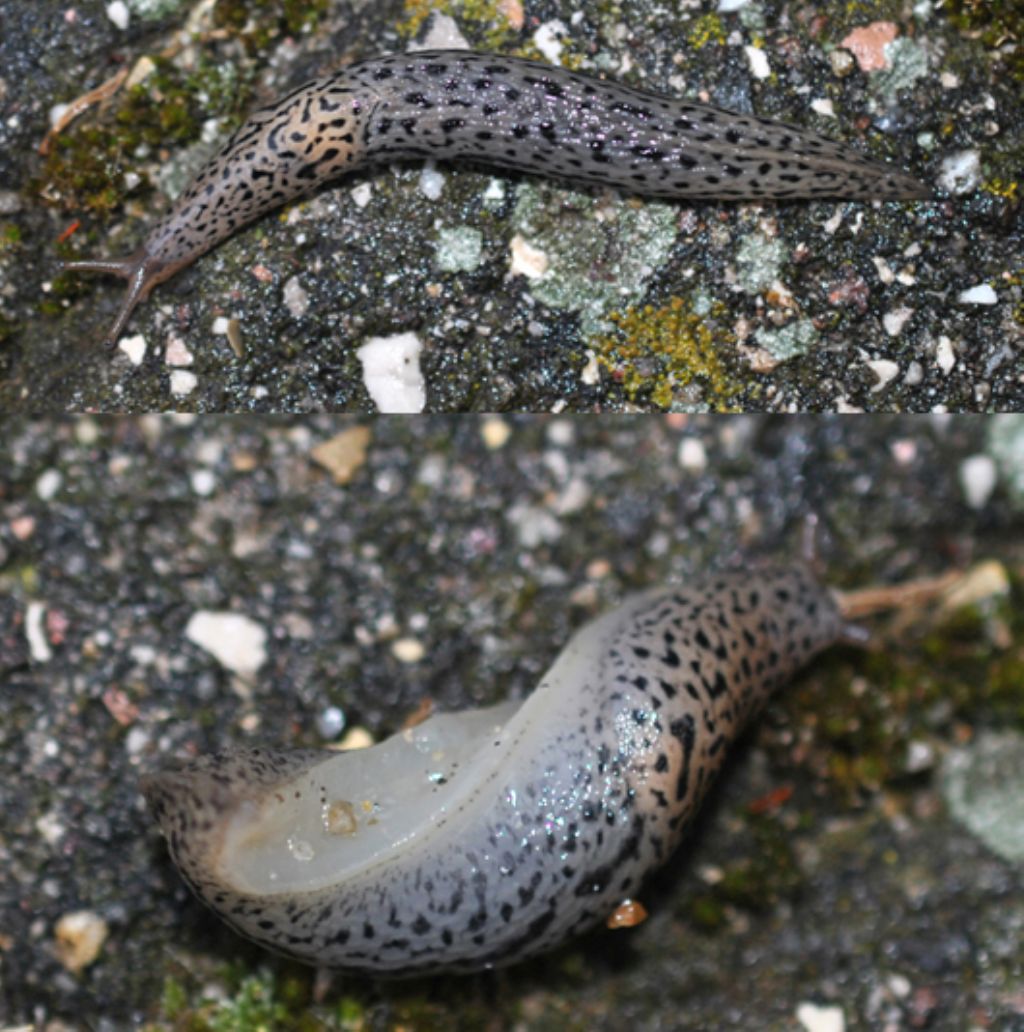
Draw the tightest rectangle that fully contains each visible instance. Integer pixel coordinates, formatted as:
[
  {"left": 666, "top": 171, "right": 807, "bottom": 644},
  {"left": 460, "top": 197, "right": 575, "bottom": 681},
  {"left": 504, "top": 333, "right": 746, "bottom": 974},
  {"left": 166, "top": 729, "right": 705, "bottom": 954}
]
[{"left": 143, "top": 564, "right": 845, "bottom": 976}]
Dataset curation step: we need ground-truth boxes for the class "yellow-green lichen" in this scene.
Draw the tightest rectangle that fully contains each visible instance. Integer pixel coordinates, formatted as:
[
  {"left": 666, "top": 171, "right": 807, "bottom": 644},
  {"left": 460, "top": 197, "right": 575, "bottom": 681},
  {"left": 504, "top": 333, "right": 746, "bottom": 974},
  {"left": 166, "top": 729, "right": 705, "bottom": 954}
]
[
  {"left": 687, "top": 13, "right": 727, "bottom": 50},
  {"left": 594, "top": 296, "right": 744, "bottom": 411}
]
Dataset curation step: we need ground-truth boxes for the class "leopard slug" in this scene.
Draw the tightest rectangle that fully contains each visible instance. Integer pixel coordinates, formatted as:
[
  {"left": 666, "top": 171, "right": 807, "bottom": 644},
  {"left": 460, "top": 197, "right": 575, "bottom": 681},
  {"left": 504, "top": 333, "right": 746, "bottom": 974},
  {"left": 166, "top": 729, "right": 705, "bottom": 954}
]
[
  {"left": 142, "top": 561, "right": 855, "bottom": 975},
  {"left": 62, "top": 50, "right": 928, "bottom": 345}
]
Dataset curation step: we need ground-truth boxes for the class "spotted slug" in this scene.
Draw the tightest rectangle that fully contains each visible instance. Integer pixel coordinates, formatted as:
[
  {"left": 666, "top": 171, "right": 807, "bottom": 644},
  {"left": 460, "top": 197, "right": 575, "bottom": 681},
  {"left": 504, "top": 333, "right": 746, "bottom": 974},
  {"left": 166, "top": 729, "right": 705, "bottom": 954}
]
[
  {"left": 142, "top": 562, "right": 855, "bottom": 975},
  {"left": 62, "top": 49, "right": 928, "bottom": 345}
]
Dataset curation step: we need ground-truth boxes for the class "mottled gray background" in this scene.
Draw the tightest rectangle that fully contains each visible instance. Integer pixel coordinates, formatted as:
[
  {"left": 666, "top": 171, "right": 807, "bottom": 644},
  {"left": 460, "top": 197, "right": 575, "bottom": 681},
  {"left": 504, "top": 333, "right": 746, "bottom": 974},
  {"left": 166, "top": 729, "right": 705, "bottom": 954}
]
[
  {"left": 0, "top": 0, "right": 1020, "bottom": 412},
  {"left": 1, "top": 415, "right": 1022, "bottom": 1029}
]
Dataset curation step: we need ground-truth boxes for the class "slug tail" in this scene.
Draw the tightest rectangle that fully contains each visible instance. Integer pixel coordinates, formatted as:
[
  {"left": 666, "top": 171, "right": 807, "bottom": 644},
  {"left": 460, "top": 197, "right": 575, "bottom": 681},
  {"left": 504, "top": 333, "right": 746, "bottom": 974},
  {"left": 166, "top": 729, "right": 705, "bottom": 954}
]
[{"left": 61, "top": 247, "right": 169, "bottom": 346}]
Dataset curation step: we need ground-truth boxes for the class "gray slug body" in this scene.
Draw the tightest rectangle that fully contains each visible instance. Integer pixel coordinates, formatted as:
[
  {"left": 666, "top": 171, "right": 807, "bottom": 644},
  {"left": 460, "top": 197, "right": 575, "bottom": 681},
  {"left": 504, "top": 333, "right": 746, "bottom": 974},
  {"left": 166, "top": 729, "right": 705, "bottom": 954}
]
[
  {"left": 62, "top": 50, "right": 928, "bottom": 344},
  {"left": 143, "top": 564, "right": 845, "bottom": 975}
]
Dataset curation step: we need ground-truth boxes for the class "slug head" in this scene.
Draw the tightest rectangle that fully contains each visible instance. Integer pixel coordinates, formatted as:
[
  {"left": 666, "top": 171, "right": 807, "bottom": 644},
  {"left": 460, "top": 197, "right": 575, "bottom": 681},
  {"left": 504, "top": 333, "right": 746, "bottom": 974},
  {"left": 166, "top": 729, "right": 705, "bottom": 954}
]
[{"left": 60, "top": 247, "right": 175, "bottom": 347}]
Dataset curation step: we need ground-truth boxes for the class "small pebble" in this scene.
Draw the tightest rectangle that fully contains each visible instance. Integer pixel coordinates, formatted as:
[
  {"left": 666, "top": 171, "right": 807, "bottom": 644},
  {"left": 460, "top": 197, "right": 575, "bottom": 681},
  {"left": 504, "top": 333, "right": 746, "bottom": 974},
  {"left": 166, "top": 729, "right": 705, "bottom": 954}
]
[
  {"left": 119, "top": 334, "right": 146, "bottom": 366},
  {"left": 164, "top": 335, "right": 193, "bottom": 367},
  {"left": 356, "top": 333, "right": 426, "bottom": 414},
  {"left": 744, "top": 45, "right": 771, "bottom": 80},
  {"left": 190, "top": 469, "right": 216, "bottom": 496},
  {"left": 350, "top": 182, "right": 373, "bottom": 208},
  {"left": 54, "top": 911, "right": 109, "bottom": 974},
  {"left": 796, "top": 1002, "right": 846, "bottom": 1032},
  {"left": 35, "top": 469, "right": 62, "bottom": 501},
  {"left": 935, "top": 335, "right": 956, "bottom": 375},
  {"left": 170, "top": 370, "right": 197, "bottom": 397},
  {"left": 185, "top": 610, "right": 267, "bottom": 676},
  {"left": 678, "top": 437, "right": 708, "bottom": 473},
  {"left": 105, "top": 1, "right": 129, "bottom": 30},
  {"left": 337, "top": 726, "right": 375, "bottom": 751},
  {"left": 310, "top": 426, "right": 372, "bottom": 485},
  {"left": 283, "top": 277, "right": 310, "bottom": 317},
  {"left": 316, "top": 705, "right": 346, "bottom": 740},
  {"left": 840, "top": 22, "right": 898, "bottom": 72},
  {"left": 392, "top": 637, "right": 426, "bottom": 664},
  {"left": 533, "top": 19, "right": 568, "bottom": 62},
  {"left": 481, "top": 417, "right": 512, "bottom": 450},
  {"left": 510, "top": 234, "right": 549, "bottom": 279},
  {"left": 957, "top": 284, "right": 997, "bottom": 305},
  {"left": 938, "top": 150, "right": 981, "bottom": 195},
  {"left": 26, "top": 601, "right": 52, "bottom": 663},
  {"left": 959, "top": 455, "right": 997, "bottom": 509},
  {"left": 867, "top": 359, "right": 900, "bottom": 391},
  {"left": 883, "top": 307, "right": 914, "bottom": 337}
]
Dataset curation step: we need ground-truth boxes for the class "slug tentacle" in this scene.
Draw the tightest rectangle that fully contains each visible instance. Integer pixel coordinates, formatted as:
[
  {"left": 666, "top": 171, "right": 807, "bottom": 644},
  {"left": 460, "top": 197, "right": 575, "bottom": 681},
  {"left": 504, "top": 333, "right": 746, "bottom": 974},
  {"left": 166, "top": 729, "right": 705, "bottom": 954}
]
[
  {"left": 62, "top": 50, "right": 928, "bottom": 345},
  {"left": 144, "top": 564, "right": 845, "bottom": 975},
  {"left": 60, "top": 248, "right": 172, "bottom": 347}
]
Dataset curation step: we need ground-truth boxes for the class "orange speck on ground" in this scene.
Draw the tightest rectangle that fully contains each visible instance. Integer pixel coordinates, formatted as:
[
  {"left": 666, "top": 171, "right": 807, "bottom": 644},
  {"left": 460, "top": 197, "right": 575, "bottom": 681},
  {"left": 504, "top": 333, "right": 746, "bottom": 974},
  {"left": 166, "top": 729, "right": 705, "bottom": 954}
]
[{"left": 840, "top": 22, "right": 899, "bottom": 72}]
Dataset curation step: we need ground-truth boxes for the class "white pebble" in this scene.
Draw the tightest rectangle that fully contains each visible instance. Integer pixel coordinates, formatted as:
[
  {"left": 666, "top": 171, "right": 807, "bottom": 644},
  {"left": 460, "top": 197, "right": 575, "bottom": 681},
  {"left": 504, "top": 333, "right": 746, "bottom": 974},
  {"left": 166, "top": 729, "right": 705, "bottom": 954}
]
[
  {"left": 165, "top": 335, "right": 193, "bottom": 367},
  {"left": 283, "top": 276, "right": 310, "bottom": 317},
  {"left": 316, "top": 705, "right": 346, "bottom": 740},
  {"left": 938, "top": 150, "right": 981, "bottom": 195},
  {"left": 119, "top": 333, "right": 147, "bottom": 366},
  {"left": 810, "top": 98, "right": 835, "bottom": 117},
  {"left": 170, "top": 370, "right": 197, "bottom": 397},
  {"left": 744, "top": 45, "right": 771, "bottom": 80},
  {"left": 510, "top": 234, "right": 549, "bottom": 279},
  {"left": 508, "top": 502, "right": 563, "bottom": 548},
  {"left": 392, "top": 637, "right": 426, "bottom": 664},
  {"left": 905, "top": 739, "right": 936, "bottom": 774},
  {"left": 26, "top": 601, "right": 52, "bottom": 663},
  {"left": 212, "top": 316, "right": 231, "bottom": 335},
  {"left": 534, "top": 20, "right": 568, "bottom": 63},
  {"left": 190, "top": 469, "right": 216, "bottom": 497},
  {"left": 357, "top": 332, "right": 426, "bottom": 413},
  {"left": 105, "top": 1, "right": 129, "bottom": 30},
  {"left": 185, "top": 611, "right": 267, "bottom": 676},
  {"left": 936, "top": 335, "right": 956, "bottom": 375},
  {"left": 35, "top": 469, "right": 62, "bottom": 501},
  {"left": 796, "top": 1002, "right": 845, "bottom": 1032},
  {"left": 718, "top": 0, "right": 750, "bottom": 10},
  {"left": 883, "top": 307, "right": 914, "bottom": 336},
  {"left": 350, "top": 182, "right": 373, "bottom": 208},
  {"left": 867, "top": 359, "right": 900, "bottom": 391},
  {"left": 36, "top": 810, "right": 66, "bottom": 847},
  {"left": 54, "top": 911, "right": 109, "bottom": 974},
  {"left": 481, "top": 417, "right": 512, "bottom": 450},
  {"left": 678, "top": 437, "right": 708, "bottom": 473},
  {"left": 957, "top": 284, "right": 997, "bottom": 305},
  {"left": 959, "top": 454, "right": 997, "bottom": 509},
  {"left": 419, "top": 163, "right": 445, "bottom": 200}
]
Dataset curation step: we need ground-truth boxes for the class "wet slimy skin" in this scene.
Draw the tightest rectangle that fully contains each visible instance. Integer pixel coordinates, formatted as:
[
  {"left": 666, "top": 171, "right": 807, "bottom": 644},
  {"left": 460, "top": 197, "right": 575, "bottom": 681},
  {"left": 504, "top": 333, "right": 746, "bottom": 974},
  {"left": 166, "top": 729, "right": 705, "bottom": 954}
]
[
  {"left": 143, "top": 564, "right": 851, "bottom": 975},
  {"left": 62, "top": 50, "right": 929, "bottom": 345}
]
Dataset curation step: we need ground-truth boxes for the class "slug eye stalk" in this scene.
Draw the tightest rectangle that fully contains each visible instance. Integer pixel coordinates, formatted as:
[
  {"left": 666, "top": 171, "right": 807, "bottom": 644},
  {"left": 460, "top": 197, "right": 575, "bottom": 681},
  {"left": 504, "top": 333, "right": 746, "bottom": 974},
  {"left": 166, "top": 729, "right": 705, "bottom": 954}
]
[{"left": 60, "top": 249, "right": 170, "bottom": 347}]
